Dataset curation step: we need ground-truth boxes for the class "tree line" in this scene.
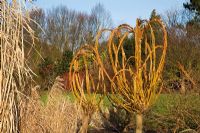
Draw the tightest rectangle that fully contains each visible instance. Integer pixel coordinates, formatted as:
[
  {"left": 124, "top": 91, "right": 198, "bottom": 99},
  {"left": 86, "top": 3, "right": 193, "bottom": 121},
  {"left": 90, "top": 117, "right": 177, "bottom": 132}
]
[
  {"left": 28, "top": 3, "right": 112, "bottom": 52},
  {"left": 27, "top": 1, "right": 200, "bottom": 93},
  {"left": 25, "top": 3, "right": 112, "bottom": 88}
]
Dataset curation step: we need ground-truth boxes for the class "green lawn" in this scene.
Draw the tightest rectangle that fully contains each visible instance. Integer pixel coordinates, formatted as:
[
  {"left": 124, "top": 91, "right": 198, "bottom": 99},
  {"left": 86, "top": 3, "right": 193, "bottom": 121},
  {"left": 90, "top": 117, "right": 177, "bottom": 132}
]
[
  {"left": 40, "top": 91, "right": 200, "bottom": 115},
  {"left": 39, "top": 91, "right": 75, "bottom": 105},
  {"left": 39, "top": 91, "right": 200, "bottom": 131}
]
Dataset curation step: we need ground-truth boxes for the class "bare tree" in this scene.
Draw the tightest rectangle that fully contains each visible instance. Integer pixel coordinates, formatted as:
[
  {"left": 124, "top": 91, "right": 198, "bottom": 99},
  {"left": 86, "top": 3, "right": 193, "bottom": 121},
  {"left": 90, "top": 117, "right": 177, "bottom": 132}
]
[
  {"left": 91, "top": 3, "right": 112, "bottom": 31},
  {"left": 89, "top": 3, "right": 113, "bottom": 42},
  {"left": 29, "top": 8, "right": 45, "bottom": 38},
  {"left": 163, "top": 9, "right": 194, "bottom": 29},
  {"left": 28, "top": 4, "right": 113, "bottom": 53},
  {"left": 162, "top": 9, "right": 200, "bottom": 94},
  {"left": 45, "top": 6, "right": 77, "bottom": 51},
  {"left": 68, "top": 13, "right": 89, "bottom": 52}
]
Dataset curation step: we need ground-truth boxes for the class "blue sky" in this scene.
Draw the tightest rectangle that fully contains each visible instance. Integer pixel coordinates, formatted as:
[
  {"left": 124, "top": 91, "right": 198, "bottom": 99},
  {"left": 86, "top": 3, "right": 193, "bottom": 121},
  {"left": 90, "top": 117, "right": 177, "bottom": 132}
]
[{"left": 34, "top": 0, "right": 187, "bottom": 26}]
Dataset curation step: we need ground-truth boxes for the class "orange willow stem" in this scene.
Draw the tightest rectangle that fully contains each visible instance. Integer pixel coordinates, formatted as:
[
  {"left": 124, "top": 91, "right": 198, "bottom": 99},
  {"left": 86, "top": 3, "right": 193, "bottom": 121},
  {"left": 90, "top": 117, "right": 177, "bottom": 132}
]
[{"left": 70, "top": 18, "right": 167, "bottom": 133}]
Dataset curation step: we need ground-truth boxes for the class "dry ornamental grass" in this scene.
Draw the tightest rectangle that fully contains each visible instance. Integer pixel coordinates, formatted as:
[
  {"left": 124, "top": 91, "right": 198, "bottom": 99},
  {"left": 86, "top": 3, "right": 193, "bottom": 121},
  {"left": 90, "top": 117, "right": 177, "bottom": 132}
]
[{"left": 0, "top": 1, "right": 35, "bottom": 132}]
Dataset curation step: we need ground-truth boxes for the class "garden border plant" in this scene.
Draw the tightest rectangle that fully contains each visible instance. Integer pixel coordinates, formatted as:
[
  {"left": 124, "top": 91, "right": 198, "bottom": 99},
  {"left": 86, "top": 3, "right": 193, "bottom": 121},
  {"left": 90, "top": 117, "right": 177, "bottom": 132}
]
[
  {"left": 104, "top": 19, "right": 167, "bottom": 133},
  {"left": 70, "top": 18, "right": 167, "bottom": 133},
  {"left": 0, "top": 0, "right": 35, "bottom": 132},
  {"left": 69, "top": 46, "right": 107, "bottom": 133}
]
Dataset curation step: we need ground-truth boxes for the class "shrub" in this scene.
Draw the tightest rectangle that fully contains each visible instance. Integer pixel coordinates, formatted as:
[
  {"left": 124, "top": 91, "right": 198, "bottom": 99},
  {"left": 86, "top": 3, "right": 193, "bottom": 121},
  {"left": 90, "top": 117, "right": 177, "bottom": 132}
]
[
  {"left": 69, "top": 46, "right": 106, "bottom": 133},
  {"left": 38, "top": 57, "right": 55, "bottom": 78},
  {"left": 103, "top": 19, "right": 167, "bottom": 133},
  {"left": 69, "top": 18, "right": 167, "bottom": 133},
  {"left": 55, "top": 50, "right": 73, "bottom": 75},
  {"left": 38, "top": 57, "right": 55, "bottom": 90}
]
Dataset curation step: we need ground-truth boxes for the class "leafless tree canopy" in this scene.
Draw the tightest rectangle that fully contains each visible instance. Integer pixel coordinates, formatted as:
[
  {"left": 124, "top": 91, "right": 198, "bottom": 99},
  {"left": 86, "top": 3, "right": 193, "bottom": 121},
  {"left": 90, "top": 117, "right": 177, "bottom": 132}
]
[{"left": 29, "top": 3, "right": 113, "bottom": 53}]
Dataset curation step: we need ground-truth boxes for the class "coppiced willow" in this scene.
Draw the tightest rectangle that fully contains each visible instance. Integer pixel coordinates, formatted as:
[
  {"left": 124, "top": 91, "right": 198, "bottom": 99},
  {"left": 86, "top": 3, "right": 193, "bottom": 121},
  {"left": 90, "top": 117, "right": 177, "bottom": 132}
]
[
  {"left": 69, "top": 45, "right": 106, "bottom": 133},
  {"left": 71, "top": 18, "right": 167, "bottom": 133},
  {"left": 104, "top": 19, "right": 167, "bottom": 133},
  {"left": 0, "top": 1, "right": 34, "bottom": 132}
]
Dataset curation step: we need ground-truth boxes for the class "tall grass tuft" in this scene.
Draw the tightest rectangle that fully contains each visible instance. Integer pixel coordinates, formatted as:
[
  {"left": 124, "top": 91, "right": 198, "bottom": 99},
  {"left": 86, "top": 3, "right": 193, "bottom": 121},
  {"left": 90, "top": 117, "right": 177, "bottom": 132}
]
[
  {"left": 0, "top": 1, "right": 35, "bottom": 132},
  {"left": 44, "top": 76, "right": 80, "bottom": 133},
  {"left": 20, "top": 77, "right": 80, "bottom": 133}
]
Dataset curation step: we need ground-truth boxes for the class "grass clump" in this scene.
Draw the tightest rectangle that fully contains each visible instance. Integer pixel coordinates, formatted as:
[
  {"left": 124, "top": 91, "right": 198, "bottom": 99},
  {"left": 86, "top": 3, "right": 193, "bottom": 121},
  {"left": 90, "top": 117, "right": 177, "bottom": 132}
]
[
  {"left": 0, "top": 1, "right": 35, "bottom": 132},
  {"left": 20, "top": 77, "right": 81, "bottom": 133}
]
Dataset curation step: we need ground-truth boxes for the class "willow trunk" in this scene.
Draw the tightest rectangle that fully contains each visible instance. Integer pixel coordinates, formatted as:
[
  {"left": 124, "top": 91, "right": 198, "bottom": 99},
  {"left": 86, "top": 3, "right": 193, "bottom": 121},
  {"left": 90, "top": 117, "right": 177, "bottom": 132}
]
[{"left": 136, "top": 113, "right": 143, "bottom": 133}]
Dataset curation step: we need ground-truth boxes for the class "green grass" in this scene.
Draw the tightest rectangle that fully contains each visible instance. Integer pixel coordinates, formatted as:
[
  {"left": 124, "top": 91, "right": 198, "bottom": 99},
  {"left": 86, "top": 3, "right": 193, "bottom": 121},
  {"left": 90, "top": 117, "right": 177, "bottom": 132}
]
[
  {"left": 40, "top": 91, "right": 200, "bottom": 115},
  {"left": 40, "top": 91, "right": 200, "bottom": 131},
  {"left": 150, "top": 93, "right": 180, "bottom": 115},
  {"left": 40, "top": 91, "right": 49, "bottom": 105},
  {"left": 40, "top": 91, "right": 76, "bottom": 105},
  {"left": 151, "top": 93, "right": 200, "bottom": 115},
  {"left": 40, "top": 90, "right": 110, "bottom": 105}
]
